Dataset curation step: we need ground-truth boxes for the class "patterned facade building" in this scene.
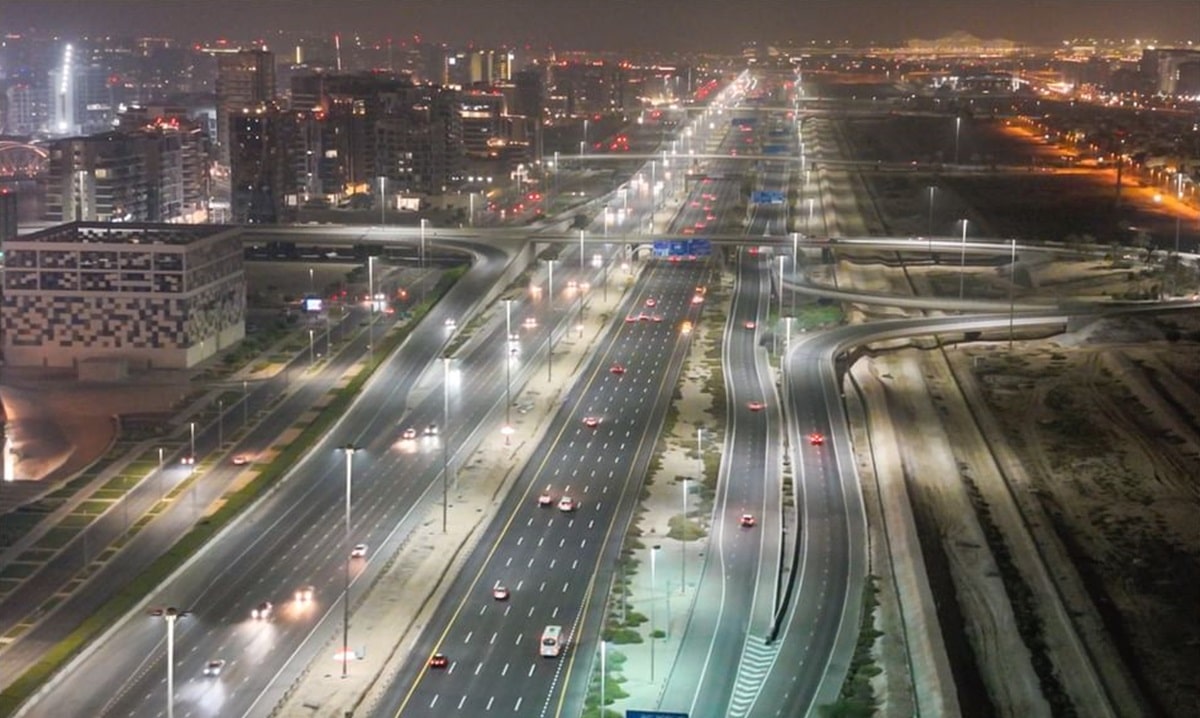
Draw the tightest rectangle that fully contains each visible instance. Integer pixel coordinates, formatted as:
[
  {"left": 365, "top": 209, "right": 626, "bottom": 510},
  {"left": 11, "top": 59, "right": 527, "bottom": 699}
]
[{"left": 1, "top": 222, "right": 244, "bottom": 369}]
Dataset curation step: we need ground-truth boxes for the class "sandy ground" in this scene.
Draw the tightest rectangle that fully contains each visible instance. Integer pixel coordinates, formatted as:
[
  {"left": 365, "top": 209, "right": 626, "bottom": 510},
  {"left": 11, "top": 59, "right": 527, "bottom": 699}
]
[
  {"left": 831, "top": 149, "right": 1198, "bottom": 715},
  {"left": 963, "top": 323, "right": 1200, "bottom": 717}
]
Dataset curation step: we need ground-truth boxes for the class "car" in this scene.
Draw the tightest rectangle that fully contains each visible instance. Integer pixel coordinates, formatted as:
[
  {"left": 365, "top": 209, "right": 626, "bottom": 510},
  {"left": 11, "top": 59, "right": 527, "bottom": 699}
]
[
  {"left": 424, "top": 423, "right": 439, "bottom": 436},
  {"left": 203, "top": 659, "right": 226, "bottom": 677},
  {"left": 251, "top": 601, "right": 273, "bottom": 620},
  {"left": 402, "top": 427, "right": 418, "bottom": 440},
  {"left": 609, "top": 363, "right": 626, "bottom": 375},
  {"left": 740, "top": 513, "right": 757, "bottom": 528},
  {"left": 625, "top": 315, "right": 638, "bottom": 323},
  {"left": 808, "top": 432, "right": 825, "bottom": 446},
  {"left": 637, "top": 313, "right": 650, "bottom": 322},
  {"left": 231, "top": 454, "right": 249, "bottom": 466},
  {"left": 492, "top": 585, "right": 510, "bottom": 600},
  {"left": 744, "top": 320, "right": 757, "bottom": 329},
  {"left": 747, "top": 401, "right": 765, "bottom": 412},
  {"left": 443, "top": 318, "right": 457, "bottom": 328},
  {"left": 428, "top": 653, "right": 449, "bottom": 669},
  {"left": 558, "top": 496, "right": 577, "bottom": 512},
  {"left": 537, "top": 492, "right": 554, "bottom": 507},
  {"left": 644, "top": 297, "right": 657, "bottom": 307},
  {"left": 651, "top": 315, "right": 663, "bottom": 323},
  {"left": 692, "top": 294, "right": 704, "bottom": 304},
  {"left": 351, "top": 543, "right": 368, "bottom": 558},
  {"left": 582, "top": 416, "right": 600, "bottom": 428},
  {"left": 180, "top": 454, "right": 195, "bottom": 466},
  {"left": 295, "top": 585, "right": 315, "bottom": 602}
]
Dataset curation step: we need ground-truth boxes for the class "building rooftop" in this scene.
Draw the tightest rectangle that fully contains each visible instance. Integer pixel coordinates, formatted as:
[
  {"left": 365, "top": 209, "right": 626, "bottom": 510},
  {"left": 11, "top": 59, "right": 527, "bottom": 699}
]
[{"left": 12, "top": 222, "right": 233, "bottom": 247}]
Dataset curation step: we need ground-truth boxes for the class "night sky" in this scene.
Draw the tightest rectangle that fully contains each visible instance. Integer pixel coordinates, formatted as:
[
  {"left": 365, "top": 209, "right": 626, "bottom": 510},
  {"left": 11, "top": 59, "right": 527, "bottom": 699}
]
[{"left": 1, "top": 0, "right": 1197, "bottom": 50}]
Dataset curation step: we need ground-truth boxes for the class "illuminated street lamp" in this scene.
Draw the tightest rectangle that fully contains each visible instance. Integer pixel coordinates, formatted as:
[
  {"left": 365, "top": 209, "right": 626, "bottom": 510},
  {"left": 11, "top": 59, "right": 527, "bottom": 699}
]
[
  {"left": 650, "top": 544, "right": 661, "bottom": 681},
  {"left": 954, "top": 116, "right": 962, "bottom": 164},
  {"left": 339, "top": 444, "right": 359, "bottom": 678},
  {"left": 959, "top": 219, "right": 969, "bottom": 300},
  {"left": 419, "top": 218, "right": 429, "bottom": 275},
  {"left": 504, "top": 299, "right": 513, "bottom": 438},
  {"left": 442, "top": 356, "right": 452, "bottom": 532},
  {"left": 148, "top": 607, "right": 190, "bottom": 718}
]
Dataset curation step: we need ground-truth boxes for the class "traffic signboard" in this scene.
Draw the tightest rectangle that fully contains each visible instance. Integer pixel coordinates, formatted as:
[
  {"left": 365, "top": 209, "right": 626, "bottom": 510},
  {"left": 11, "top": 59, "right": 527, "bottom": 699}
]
[{"left": 751, "top": 190, "right": 786, "bottom": 205}]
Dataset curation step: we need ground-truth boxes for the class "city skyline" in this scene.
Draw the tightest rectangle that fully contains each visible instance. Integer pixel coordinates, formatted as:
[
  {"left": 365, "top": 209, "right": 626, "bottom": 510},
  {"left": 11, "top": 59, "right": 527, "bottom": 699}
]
[{"left": 1, "top": 0, "right": 1198, "bottom": 50}]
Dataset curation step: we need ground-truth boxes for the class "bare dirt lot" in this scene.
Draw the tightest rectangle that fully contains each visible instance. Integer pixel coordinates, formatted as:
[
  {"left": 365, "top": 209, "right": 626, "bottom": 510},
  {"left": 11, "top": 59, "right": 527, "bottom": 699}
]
[
  {"left": 827, "top": 93, "right": 1200, "bottom": 717},
  {"left": 965, "top": 320, "right": 1200, "bottom": 716}
]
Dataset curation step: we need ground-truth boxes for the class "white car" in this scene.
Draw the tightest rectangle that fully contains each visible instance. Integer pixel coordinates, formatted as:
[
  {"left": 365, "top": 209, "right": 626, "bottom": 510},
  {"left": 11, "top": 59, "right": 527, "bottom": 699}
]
[
  {"left": 251, "top": 601, "right": 272, "bottom": 620},
  {"left": 203, "top": 659, "right": 226, "bottom": 677},
  {"left": 424, "top": 423, "right": 439, "bottom": 436},
  {"left": 351, "top": 543, "right": 369, "bottom": 558},
  {"left": 557, "top": 496, "right": 577, "bottom": 512},
  {"left": 402, "top": 427, "right": 418, "bottom": 440},
  {"left": 295, "top": 585, "right": 315, "bottom": 602}
]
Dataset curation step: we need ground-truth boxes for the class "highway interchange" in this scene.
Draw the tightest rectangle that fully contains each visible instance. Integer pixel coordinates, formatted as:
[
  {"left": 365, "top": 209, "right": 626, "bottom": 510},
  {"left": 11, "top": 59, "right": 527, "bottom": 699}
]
[{"left": 10, "top": 69, "right": 1179, "bottom": 718}]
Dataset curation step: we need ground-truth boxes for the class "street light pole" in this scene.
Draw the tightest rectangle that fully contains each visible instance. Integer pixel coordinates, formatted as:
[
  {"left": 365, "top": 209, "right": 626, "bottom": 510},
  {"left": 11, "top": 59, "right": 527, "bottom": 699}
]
[
  {"left": 790, "top": 232, "right": 799, "bottom": 315},
  {"left": 153, "top": 607, "right": 184, "bottom": 718},
  {"left": 927, "top": 185, "right": 936, "bottom": 257},
  {"left": 158, "top": 447, "right": 164, "bottom": 501},
  {"left": 681, "top": 476, "right": 688, "bottom": 594},
  {"left": 340, "top": 444, "right": 357, "bottom": 677},
  {"left": 579, "top": 229, "right": 585, "bottom": 272},
  {"left": 420, "top": 218, "right": 428, "bottom": 275},
  {"left": 504, "top": 299, "right": 513, "bottom": 441},
  {"left": 650, "top": 544, "right": 660, "bottom": 682},
  {"left": 599, "top": 639, "right": 607, "bottom": 713},
  {"left": 217, "top": 400, "right": 223, "bottom": 449},
  {"left": 189, "top": 422, "right": 195, "bottom": 461},
  {"left": 1008, "top": 239, "right": 1016, "bottom": 352},
  {"left": 242, "top": 380, "right": 248, "bottom": 428},
  {"left": 777, "top": 255, "right": 786, "bottom": 355},
  {"left": 367, "top": 256, "right": 376, "bottom": 363},
  {"left": 954, "top": 116, "right": 962, "bottom": 165},
  {"left": 959, "top": 219, "right": 969, "bottom": 301},
  {"left": 442, "top": 357, "right": 451, "bottom": 532},
  {"left": 547, "top": 261, "right": 555, "bottom": 382}
]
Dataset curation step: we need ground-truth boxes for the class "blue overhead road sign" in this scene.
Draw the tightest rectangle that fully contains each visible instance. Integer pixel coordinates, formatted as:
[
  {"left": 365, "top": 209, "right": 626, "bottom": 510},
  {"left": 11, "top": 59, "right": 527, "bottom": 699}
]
[
  {"left": 652, "top": 239, "right": 711, "bottom": 258},
  {"left": 751, "top": 190, "right": 786, "bottom": 205},
  {"left": 627, "top": 711, "right": 689, "bottom": 718}
]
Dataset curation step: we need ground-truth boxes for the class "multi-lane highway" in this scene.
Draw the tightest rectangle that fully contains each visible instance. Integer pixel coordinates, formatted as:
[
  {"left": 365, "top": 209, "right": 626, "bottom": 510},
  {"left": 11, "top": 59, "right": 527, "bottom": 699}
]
[
  {"left": 18, "top": 240, "right": 525, "bottom": 717},
  {"left": 376, "top": 260, "right": 706, "bottom": 716}
]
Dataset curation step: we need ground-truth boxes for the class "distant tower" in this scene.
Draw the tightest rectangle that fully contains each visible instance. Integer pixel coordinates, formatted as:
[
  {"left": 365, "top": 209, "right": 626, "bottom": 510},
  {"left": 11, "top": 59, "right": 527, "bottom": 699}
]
[
  {"left": 50, "top": 43, "right": 77, "bottom": 135},
  {"left": 215, "top": 49, "right": 276, "bottom": 166}
]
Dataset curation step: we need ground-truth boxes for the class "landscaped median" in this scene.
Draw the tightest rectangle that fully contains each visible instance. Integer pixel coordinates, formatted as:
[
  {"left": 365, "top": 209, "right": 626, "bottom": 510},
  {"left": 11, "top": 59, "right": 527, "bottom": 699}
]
[{"left": 0, "top": 265, "right": 465, "bottom": 718}]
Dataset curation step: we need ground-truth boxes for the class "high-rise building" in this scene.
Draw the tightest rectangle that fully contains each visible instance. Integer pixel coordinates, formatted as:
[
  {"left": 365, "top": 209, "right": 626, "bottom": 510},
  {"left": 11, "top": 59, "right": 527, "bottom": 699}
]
[
  {"left": 117, "top": 106, "right": 211, "bottom": 221},
  {"left": 0, "top": 189, "right": 18, "bottom": 242},
  {"left": 44, "top": 133, "right": 151, "bottom": 222},
  {"left": 214, "top": 49, "right": 276, "bottom": 164},
  {"left": 1, "top": 222, "right": 245, "bottom": 370},
  {"left": 289, "top": 71, "right": 464, "bottom": 197},
  {"left": 228, "top": 105, "right": 304, "bottom": 223},
  {"left": 460, "top": 90, "right": 506, "bottom": 158}
]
